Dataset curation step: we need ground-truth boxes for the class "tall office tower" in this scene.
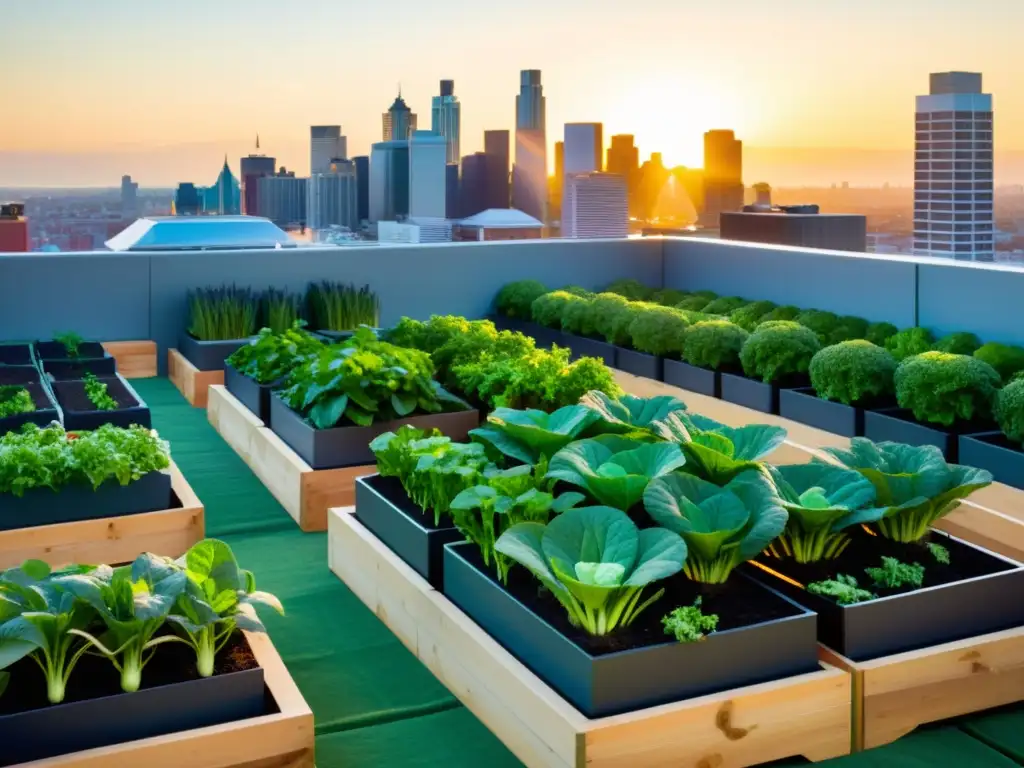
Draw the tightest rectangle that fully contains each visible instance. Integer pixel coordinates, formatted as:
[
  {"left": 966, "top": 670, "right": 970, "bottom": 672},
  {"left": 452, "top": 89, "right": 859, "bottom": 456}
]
[
  {"left": 431, "top": 80, "right": 461, "bottom": 165},
  {"left": 310, "top": 126, "right": 348, "bottom": 175},
  {"left": 460, "top": 152, "right": 489, "bottom": 218},
  {"left": 445, "top": 163, "right": 460, "bottom": 218},
  {"left": 353, "top": 155, "right": 369, "bottom": 223},
  {"left": 483, "top": 129, "right": 510, "bottom": 209},
  {"left": 120, "top": 175, "right": 139, "bottom": 219},
  {"left": 382, "top": 93, "right": 418, "bottom": 141},
  {"left": 203, "top": 158, "right": 242, "bottom": 215},
  {"left": 564, "top": 123, "right": 603, "bottom": 174},
  {"left": 913, "top": 72, "right": 994, "bottom": 261},
  {"left": 240, "top": 137, "right": 277, "bottom": 216},
  {"left": 0, "top": 203, "right": 29, "bottom": 252},
  {"left": 257, "top": 168, "right": 307, "bottom": 227},
  {"left": 701, "top": 129, "right": 744, "bottom": 227},
  {"left": 562, "top": 173, "right": 628, "bottom": 238},
  {"left": 606, "top": 135, "right": 639, "bottom": 216},
  {"left": 308, "top": 159, "right": 359, "bottom": 231},
  {"left": 174, "top": 183, "right": 202, "bottom": 216},
  {"left": 408, "top": 131, "right": 447, "bottom": 219},
  {"left": 369, "top": 141, "right": 410, "bottom": 222},
  {"left": 512, "top": 69, "right": 547, "bottom": 222}
]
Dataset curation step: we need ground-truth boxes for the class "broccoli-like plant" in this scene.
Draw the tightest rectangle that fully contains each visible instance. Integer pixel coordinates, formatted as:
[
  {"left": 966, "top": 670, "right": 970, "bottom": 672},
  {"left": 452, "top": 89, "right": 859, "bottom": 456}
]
[
  {"left": 587, "top": 293, "right": 631, "bottom": 344},
  {"left": 702, "top": 296, "right": 748, "bottom": 316},
  {"left": 495, "top": 506, "right": 686, "bottom": 636},
  {"left": 531, "top": 291, "right": 578, "bottom": 329},
  {"left": 496, "top": 280, "right": 548, "bottom": 319},
  {"left": 934, "top": 332, "right": 982, "bottom": 356},
  {"left": 828, "top": 316, "right": 870, "bottom": 345},
  {"left": 681, "top": 320, "right": 749, "bottom": 371},
  {"left": 675, "top": 293, "right": 717, "bottom": 312},
  {"left": 894, "top": 351, "right": 1000, "bottom": 426},
  {"left": 926, "top": 542, "right": 950, "bottom": 564},
  {"left": 729, "top": 301, "right": 777, "bottom": 331},
  {"left": 604, "top": 301, "right": 658, "bottom": 347},
  {"left": 739, "top": 321, "right": 821, "bottom": 384},
  {"left": 795, "top": 310, "right": 840, "bottom": 344},
  {"left": 604, "top": 279, "right": 652, "bottom": 301},
  {"left": 561, "top": 295, "right": 598, "bottom": 337},
  {"left": 806, "top": 574, "right": 874, "bottom": 605},
  {"left": 866, "top": 322, "right": 899, "bottom": 347},
  {"left": 661, "top": 598, "right": 719, "bottom": 643},
  {"left": 809, "top": 340, "right": 897, "bottom": 406},
  {"left": 627, "top": 306, "right": 691, "bottom": 357},
  {"left": 974, "top": 342, "right": 1024, "bottom": 383},
  {"left": 758, "top": 305, "right": 801, "bottom": 324},
  {"left": 650, "top": 288, "right": 690, "bottom": 306},
  {"left": 885, "top": 327, "right": 934, "bottom": 361},
  {"left": 865, "top": 557, "right": 925, "bottom": 589},
  {"left": 996, "top": 378, "right": 1024, "bottom": 446}
]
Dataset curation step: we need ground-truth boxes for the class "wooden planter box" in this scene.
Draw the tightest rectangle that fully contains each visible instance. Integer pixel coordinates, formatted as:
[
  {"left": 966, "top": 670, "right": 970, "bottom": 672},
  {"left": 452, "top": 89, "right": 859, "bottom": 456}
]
[
  {"left": 207, "top": 385, "right": 372, "bottom": 532},
  {"left": 102, "top": 340, "right": 158, "bottom": 379},
  {"left": 0, "top": 461, "right": 204, "bottom": 569},
  {"left": 820, "top": 626, "right": 1024, "bottom": 752},
  {"left": 18, "top": 631, "right": 314, "bottom": 768},
  {"left": 169, "top": 348, "right": 224, "bottom": 408},
  {"left": 328, "top": 508, "right": 852, "bottom": 768}
]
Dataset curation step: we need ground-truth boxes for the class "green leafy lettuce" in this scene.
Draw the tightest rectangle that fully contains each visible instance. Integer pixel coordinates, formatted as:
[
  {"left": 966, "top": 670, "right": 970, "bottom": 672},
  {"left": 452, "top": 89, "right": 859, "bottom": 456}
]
[{"left": 226, "top": 321, "right": 324, "bottom": 384}]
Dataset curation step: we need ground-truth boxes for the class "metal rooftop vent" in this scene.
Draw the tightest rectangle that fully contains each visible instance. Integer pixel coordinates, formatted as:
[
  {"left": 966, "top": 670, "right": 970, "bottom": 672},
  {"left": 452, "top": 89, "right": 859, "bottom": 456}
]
[{"left": 105, "top": 216, "right": 299, "bottom": 251}]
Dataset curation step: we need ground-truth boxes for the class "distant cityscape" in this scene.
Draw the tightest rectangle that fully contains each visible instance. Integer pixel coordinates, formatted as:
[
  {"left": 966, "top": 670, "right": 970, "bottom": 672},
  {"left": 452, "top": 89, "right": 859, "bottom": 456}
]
[{"left": 2, "top": 69, "right": 1021, "bottom": 262}]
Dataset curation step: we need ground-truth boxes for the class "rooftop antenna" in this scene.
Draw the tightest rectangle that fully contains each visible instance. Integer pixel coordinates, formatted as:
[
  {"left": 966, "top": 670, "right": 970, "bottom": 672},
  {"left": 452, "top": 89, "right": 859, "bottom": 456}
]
[{"left": 256, "top": 133, "right": 260, "bottom": 151}]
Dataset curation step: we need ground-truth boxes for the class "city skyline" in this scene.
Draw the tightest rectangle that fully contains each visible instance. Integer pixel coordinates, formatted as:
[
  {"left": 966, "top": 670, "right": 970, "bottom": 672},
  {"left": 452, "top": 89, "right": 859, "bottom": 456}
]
[{"left": 3, "top": 0, "right": 1024, "bottom": 187}]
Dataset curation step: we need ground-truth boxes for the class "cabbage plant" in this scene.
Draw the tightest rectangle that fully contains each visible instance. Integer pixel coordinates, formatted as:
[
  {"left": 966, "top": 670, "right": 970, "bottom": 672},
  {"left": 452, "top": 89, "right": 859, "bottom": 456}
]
[
  {"left": 661, "top": 412, "right": 787, "bottom": 485},
  {"left": 643, "top": 470, "right": 787, "bottom": 583},
  {"left": 823, "top": 439, "right": 992, "bottom": 543},
  {"left": 469, "top": 405, "right": 601, "bottom": 464},
  {"left": 495, "top": 506, "right": 686, "bottom": 635},
  {"left": 767, "top": 464, "right": 885, "bottom": 562},
  {"left": 545, "top": 435, "right": 686, "bottom": 511}
]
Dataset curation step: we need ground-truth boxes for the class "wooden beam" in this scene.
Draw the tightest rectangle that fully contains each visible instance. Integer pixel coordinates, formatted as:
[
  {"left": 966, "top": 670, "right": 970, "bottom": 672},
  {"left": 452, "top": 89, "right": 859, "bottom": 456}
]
[{"left": 102, "top": 340, "right": 158, "bottom": 379}]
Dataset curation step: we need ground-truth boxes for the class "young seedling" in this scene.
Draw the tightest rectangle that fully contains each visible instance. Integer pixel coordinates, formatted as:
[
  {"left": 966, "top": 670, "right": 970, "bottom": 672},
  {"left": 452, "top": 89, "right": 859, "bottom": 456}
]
[
  {"left": 806, "top": 574, "right": 875, "bottom": 605},
  {"left": 926, "top": 542, "right": 950, "bottom": 565},
  {"left": 865, "top": 557, "right": 925, "bottom": 590},
  {"left": 53, "top": 331, "right": 84, "bottom": 359},
  {"left": 0, "top": 386, "right": 35, "bottom": 418},
  {"left": 661, "top": 598, "right": 719, "bottom": 643},
  {"left": 83, "top": 373, "right": 117, "bottom": 411}
]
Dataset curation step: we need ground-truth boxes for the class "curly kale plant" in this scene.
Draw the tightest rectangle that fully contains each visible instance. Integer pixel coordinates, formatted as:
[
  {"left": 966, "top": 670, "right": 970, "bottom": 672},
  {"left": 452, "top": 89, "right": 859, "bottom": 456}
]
[
  {"left": 885, "top": 327, "right": 934, "bottom": 361},
  {"left": 496, "top": 505, "right": 686, "bottom": 635},
  {"left": 767, "top": 464, "right": 885, "bottom": 562},
  {"left": 702, "top": 296, "right": 748, "bottom": 316},
  {"left": 865, "top": 322, "right": 899, "bottom": 347},
  {"left": 795, "top": 309, "right": 840, "bottom": 344},
  {"left": 496, "top": 280, "right": 548, "bottom": 319},
  {"left": 532, "top": 290, "right": 580, "bottom": 329},
  {"left": 729, "top": 301, "right": 777, "bottom": 332},
  {"left": 469, "top": 405, "right": 602, "bottom": 464},
  {"left": 809, "top": 340, "right": 897, "bottom": 406},
  {"left": 0, "top": 386, "right": 35, "bottom": 419},
  {"left": 662, "top": 598, "right": 719, "bottom": 643},
  {"left": 865, "top": 557, "right": 924, "bottom": 590},
  {"left": 681, "top": 320, "right": 749, "bottom": 371},
  {"left": 739, "top": 321, "right": 821, "bottom": 384},
  {"left": 934, "top": 332, "right": 982, "bottom": 356},
  {"left": 974, "top": 342, "right": 1024, "bottom": 383},
  {"left": 997, "top": 378, "right": 1024, "bottom": 445},
  {"left": 627, "top": 306, "right": 691, "bottom": 357},
  {"left": 806, "top": 574, "right": 874, "bottom": 605},
  {"left": 643, "top": 470, "right": 787, "bottom": 583},
  {"left": 226, "top": 322, "right": 324, "bottom": 384},
  {"left": 894, "top": 351, "right": 1000, "bottom": 426},
  {"left": 604, "top": 278, "right": 652, "bottom": 301},
  {"left": 823, "top": 438, "right": 992, "bottom": 542}
]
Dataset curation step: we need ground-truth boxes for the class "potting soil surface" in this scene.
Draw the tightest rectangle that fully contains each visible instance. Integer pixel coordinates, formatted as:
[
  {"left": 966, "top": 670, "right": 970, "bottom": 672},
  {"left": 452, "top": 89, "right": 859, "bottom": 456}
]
[{"left": 134, "top": 377, "right": 1024, "bottom": 768}]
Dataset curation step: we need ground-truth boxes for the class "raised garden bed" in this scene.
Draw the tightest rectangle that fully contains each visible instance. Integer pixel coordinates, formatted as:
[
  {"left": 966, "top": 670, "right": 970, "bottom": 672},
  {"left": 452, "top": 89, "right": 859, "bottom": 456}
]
[
  {"left": 614, "top": 347, "right": 662, "bottom": 381},
  {"left": 721, "top": 373, "right": 810, "bottom": 416},
  {"left": 328, "top": 508, "right": 852, "bottom": 768},
  {"left": 0, "top": 365, "right": 59, "bottom": 435},
  {"left": 178, "top": 333, "right": 252, "bottom": 372},
  {"left": 488, "top": 315, "right": 560, "bottom": 349},
  {"left": 864, "top": 408, "right": 994, "bottom": 462},
  {"left": 37, "top": 340, "right": 117, "bottom": 380},
  {"left": 779, "top": 387, "right": 880, "bottom": 438},
  {"left": 101, "top": 340, "right": 158, "bottom": 379},
  {"left": 959, "top": 432, "right": 1024, "bottom": 492},
  {"left": 662, "top": 359, "right": 719, "bottom": 398},
  {"left": 168, "top": 348, "right": 224, "bottom": 408},
  {"left": 207, "top": 385, "right": 372, "bottom": 532},
  {"left": 224, "top": 362, "right": 282, "bottom": 425},
  {"left": 556, "top": 332, "right": 617, "bottom": 366},
  {"left": 269, "top": 392, "right": 479, "bottom": 471},
  {"left": 0, "top": 460, "right": 204, "bottom": 570},
  {"left": 355, "top": 474, "right": 463, "bottom": 589},
  {"left": 51, "top": 374, "right": 151, "bottom": 431},
  {"left": 0, "top": 343, "right": 33, "bottom": 366}
]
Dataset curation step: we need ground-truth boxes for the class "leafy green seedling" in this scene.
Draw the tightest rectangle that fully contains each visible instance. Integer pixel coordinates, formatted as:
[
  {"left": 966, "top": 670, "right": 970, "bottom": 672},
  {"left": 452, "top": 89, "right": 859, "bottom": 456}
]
[
  {"left": 806, "top": 574, "right": 875, "bottom": 605},
  {"left": 865, "top": 557, "right": 925, "bottom": 590},
  {"left": 926, "top": 542, "right": 950, "bottom": 564},
  {"left": 662, "top": 598, "right": 719, "bottom": 643}
]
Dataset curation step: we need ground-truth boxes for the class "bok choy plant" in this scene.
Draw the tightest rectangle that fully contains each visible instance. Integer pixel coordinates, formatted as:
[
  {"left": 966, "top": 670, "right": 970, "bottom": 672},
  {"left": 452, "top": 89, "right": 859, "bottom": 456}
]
[
  {"left": 469, "top": 404, "right": 602, "bottom": 464},
  {"left": 660, "top": 412, "right": 787, "bottom": 486},
  {"left": 495, "top": 506, "right": 686, "bottom": 636},
  {"left": 578, "top": 390, "right": 689, "bottom": 439}
]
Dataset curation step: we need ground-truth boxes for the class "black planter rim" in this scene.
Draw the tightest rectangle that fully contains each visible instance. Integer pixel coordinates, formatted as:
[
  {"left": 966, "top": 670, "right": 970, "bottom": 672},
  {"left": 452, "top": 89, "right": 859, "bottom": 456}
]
[{"left": 358, "top": 474, "right": 452, "bottom": 534}]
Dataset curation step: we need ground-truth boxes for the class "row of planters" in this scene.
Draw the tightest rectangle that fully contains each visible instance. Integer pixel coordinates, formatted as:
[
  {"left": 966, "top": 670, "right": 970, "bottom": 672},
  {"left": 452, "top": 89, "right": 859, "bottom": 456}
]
[
  {"left": 0, "top": 333, "right": 150, "bottom": 436},
  {"left": 493, "top": 279, "right": 1024, "bottom": 490},
  {"left": 179, "top": 282, "right": 380, "bottom": 372},
  {"left": 0, "top": 539, "right": 285, "bottom": 765},
  {"left": 354, "top": 388, "right": 1020, "bottom": 719}
]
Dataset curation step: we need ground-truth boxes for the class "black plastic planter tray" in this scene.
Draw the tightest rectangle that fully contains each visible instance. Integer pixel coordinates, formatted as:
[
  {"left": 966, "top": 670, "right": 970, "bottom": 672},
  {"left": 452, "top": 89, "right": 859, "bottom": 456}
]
[
  {"left": 442, "top": 541, "right": 819, "bottom": 718},
  {"left": 614, "top": 347, "right": 663, "bottom": 381},
  {"left": 51, "top": 374, "right": 151, "bottom": 431},
  {"left": 959, "top": 432, "right": 1024, "bottom": 491},
  {"left": 178, "top": 333, "right": 252, "bottom": 372},
  {"left": 487, "top": 315, "right": 528, "bottom": 335},
  {"left": 863, "top": 408, "right": 994, "bottom": 461},
  {"left": 0, "top": 343, "right": 33, "bottom": 366},
  {"left": 224, "top": 363, "right": 283, "bottom": 425},
  {"left": 663, "top": 359, "right": 719, "bottom": 397},
  {"left": 721, "top": 372, "right": 778, "bottom": 414},
  {"left": 0, "top": 643, "right": 265, "bottom": 766},
  {"left": 558, "top": 332, "right": 616, "bottom": 365},
  {"left": 0, "top": 470, "right": 172, "bottom": 531},
  {"left": 0, "top": 365, "right": 60, "bottom": 434},
  {"left": 36, "top": 340, "right": 117, "bottom": 380},
  {"left": 269, "top": 394, "right": 480, "bottom": 470},
  {"left": 780, "top": 388, "right": 861, "bottom": 437},
  {"left": 747, "top": 531, "right": 1024, "bottom": 662},
  {"left": 355, "top": 474, "right": 463, "bottom": 588}
]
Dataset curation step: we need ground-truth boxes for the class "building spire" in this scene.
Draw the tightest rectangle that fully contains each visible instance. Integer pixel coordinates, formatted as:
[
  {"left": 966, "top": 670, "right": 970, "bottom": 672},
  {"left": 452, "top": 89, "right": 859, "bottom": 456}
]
[{"left": 256, "top": 133, "right": 260, "bottom": 151}]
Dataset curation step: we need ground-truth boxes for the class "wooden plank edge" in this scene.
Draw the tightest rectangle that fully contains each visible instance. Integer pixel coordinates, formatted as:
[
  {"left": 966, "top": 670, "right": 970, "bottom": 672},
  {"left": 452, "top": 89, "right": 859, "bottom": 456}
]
[
  {"left": 101, "top": 340, "right": 158, "bottom": 379},
  {"left": 168, "top": 348, "right": 223, "bottom": 408}
]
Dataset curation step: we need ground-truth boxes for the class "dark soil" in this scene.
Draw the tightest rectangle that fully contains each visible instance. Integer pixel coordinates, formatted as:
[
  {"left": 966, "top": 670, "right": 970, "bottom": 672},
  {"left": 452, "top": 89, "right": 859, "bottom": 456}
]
[
  {"left": 0, "top": 630, "right": 258, "bottom": 716},
  {"left": 872, "top": 407, "right": 997, "bottom": 437},
  {"left": 455, "top": 544, "right": 804, "bottom": 657},
  {"left": 366, "top": 474, "right": 455, "bottom": 531},
  {"left": 755, "top": 526, "right": 1015, "bottom": 602},
  {"left": 53, "top": 377, "right": 138, "bottom": 413},
  {"left": 35, "top": 341, "right": 106, "bottom": 361},
  {"left": 0, "top": 382, "right": 53, "bottom": 413}
]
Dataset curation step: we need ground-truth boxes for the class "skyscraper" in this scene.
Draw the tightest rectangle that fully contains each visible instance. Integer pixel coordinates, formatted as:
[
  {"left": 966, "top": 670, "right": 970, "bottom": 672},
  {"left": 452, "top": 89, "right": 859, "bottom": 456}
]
[
  {"left": 483, "top": 129, "right": 510, "bottom": 209},
  {"left": 353, "top": 155, "right": 369, "bottom": 224},
  {"left": 606, "top": 135, "right": 639, "bottom": 216},
  {"left": 382, "top": 93, "right": 418, "bottom": 141},
  {"left": 512, "top": 70, "right": 547, "bottom": 222},
  {"left": 240, "top": 137, "right": 276, "bottom": 216},
  {"left": 120, "top": 175, "right": 139, "bottom": 220},
  {"left": 445, "top": 163, "right": 460, "bottom": 218},
  {"left": 460, "top": 152, "right": 489, "bottom": 218},
  {"left": 310, "top": 126, "right": 347, "bottom": 175},
  {"left": 173, "top": 183, "right": 201, "bottom": 216},
  {"left": 562, "top": 173, "right": 628, "bottom": 239},
  {"left": 257, "top": 167, "right": 306, "bottom": 227},
  {"left": 431, "top": 80, "right": 461, "bottom": 165},
  {"left": 564, "top": 123, "right": 603, "bottom": 174},
  {"left": 702, "top": 130, "right": 744, "bottom": 227},
  {"left": 369, "top": 141, "right": 410, "bottom": 222},
  {"left": 308, "top": 159, "right": 358, "bottom": 232},
  {"left": 408, "top": 131, "right": 447, "bottom": 219},
  {"left": 203, "top": 158, "right": 241, "bottom": 215},
  {"left": 913, "top": 72, "right": 994, "bottom": 262}
]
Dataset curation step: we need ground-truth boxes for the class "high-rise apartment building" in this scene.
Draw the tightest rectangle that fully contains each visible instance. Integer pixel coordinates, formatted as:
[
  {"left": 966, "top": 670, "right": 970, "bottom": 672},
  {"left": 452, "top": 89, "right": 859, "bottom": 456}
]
[
  {"left": 445, "top": 163, "right": 460, "bottom": 218},
  {"left": 701, "top": 130, "right": 744, "bottom": 227},
  {"left": 483, "top": 129, "right": 510, "bottom": 209},
  {"left": 913, "top": 72, "right": 994, "bottom": 261},
  {"left": 606, "top": 135, "right": 639, "bottom": 216},
  {"left": 0, "top": 203, "right": 29, "bottom": 252},
  {"left": 240, "top": 138, "right": 276, "bottom": 216},
  {"left": 512, "top": 70, "right": 547, "bottom": 222},
  {"left": 431, "top": 80, "right": 461, "bottom": 165},
  {"left": 408, "top": 131, "right": 447, "bottom": 219},
  {"left": 310, "top": 126, "right": 348, "bottom": 175},
  {"left": 460, "top": 152, "right": 489, "bottom": 218},
  {"left": 308, "top": 159, "right": 358, "bottom": 232},
  {"left": 257, "top": 168, "right": 306, "bottom": 227},
  {"left": 369, "top": 141, "right": 410, "bottom": 222},
  {"left": 564, "top": 123, "right": 603, "bottom": 175},
  {"left": 120, "top": 175, "right": 139, "bottom": 220},
  {"left": 382, "top": 94, "right": 418, "bottom": 141},
  {"left": 562, "top": 173, "right": 628, "bottom": 239},
  {"left": 353, "top": 155, "right": 369, "bottom": 224}
]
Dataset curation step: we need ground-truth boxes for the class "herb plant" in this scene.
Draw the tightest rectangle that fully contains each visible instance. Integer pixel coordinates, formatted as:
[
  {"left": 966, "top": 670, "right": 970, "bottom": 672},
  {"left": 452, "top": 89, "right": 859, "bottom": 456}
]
[
  {"left": 496, "top": 280, "right": 548, "bottom": 319},
  {"left": 306, "top": 281, "right": 379, "bottom": 331},
  {"left": 643, "top": 470, "right": 788, "bottom": 583},
  {"left": 261, "top": 289, "right": 303, "bottom": 333},
  {"left": 865, "top": 557, "right": 925, "bottom": 590},
  {"left": 865, "top": 322, "right": 899, "bottom": 347},
  {"left": 469, "top": 405, "right": 602, "bottom": 464},
  {"left": 894, "top": 351, "right": 1000, "bottom": 426},
  {"left": 226, "top": 322, "right": 324, "bottom": 384},
  {"left": 675, "top": 293, "right": 717, "bottom": 312},
  {"left": 823, "top": 439, "right": 992, "bottom": 542},
  {"left": 702, "top": 296, "right": 748, "bottom": 316},
  {"left": 996, "top": 378, "right": 1024, "bottom": 445},
  {"left": 806, "top": 574, "right": 874, "bottom": 605},
  {"left": 926, "top": 542, "right": 950, "bottom": 564},
  {"left": 809, "top": 340, "right": 897, "bottom": 406},
  {"left": 795, "top": 310, "right": 840, "bottom": 344},
  {"left": 974, "top": 342, "right": 1024, "bottom": 383},
  {"left": 885, "top": 327, "right": 934, "bottom": 361},
  {"left": 83, "top": 373, "right": 118, "bottom": 411},
  {"left": 627, "top": 306, "right": 691, "bottom": 357},
  {"left": 934, "top": 332, "right": 981, "bottom": 356},
  {"left": 587, "top": 293, "right": 632, "bottom": 344},
  {"left": 739, "top": 321, "right": 821, "bottom": 384},
  {"left": 561, "top": 295, "right": 599, "bottom": 337},
  {"left": 681, "top": 320, "right": 749, "bottom": 371},
  {"left": 828, "top": 316, "right": 870, "bottom": 345},
  {"left": 604, "top": 279, "right": 652, "bottom": 301},
  {"left": 651, "top": 288, "right": 690, "bottom": 307},
  {"left": 53, "top": 332, "right": 84, "bottom": 359},
  {"left": 661, "top": 598, "right": 719, "bottom": 643},
  {"left": 757, "top": 305, "right": 801, "bottom": 324},
  {"left": 496, "top": 506, "right": 686, "bottom": 636},
  {"left": 187, "top": 285, "right": 259, "bottom": 341},
  {"left": 729, "top": 301, "right": 777, "bottom": 331},
  {"left": 532, "top": 290, "right": 580, "bottom": 329},
  {"left": 0, "top": 386, "right": 34, "bottom": 418},
  {"left": 602, "top": 301, "right": 657, "bottom": 347}
]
